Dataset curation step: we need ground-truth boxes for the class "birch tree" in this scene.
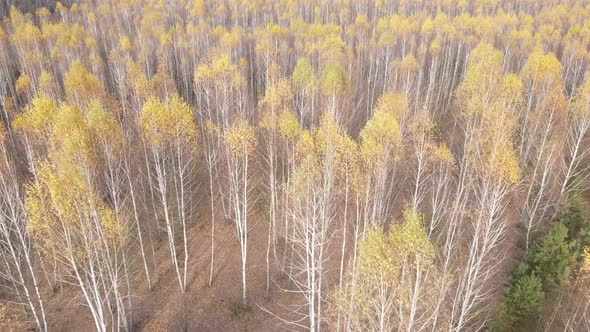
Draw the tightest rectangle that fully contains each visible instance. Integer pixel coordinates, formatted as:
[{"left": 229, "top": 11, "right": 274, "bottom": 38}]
[
  {"left": 224, "top": 120, "right": 256, "bottom": 307},
  {"left": 259, "top": 79, "right": 293, "bottom": 294},
  {"left": 282, "top": 114, "right": 340, "bottom": 331},
  {"left": 359, "top": 92, "right": 404, "bottom": 227},
  {"left": 0, "top": 124, "right": 47, "bottom": 331},
  {"left": 561, "top": 74, "right": 590, "bottom": 197},
  {"left": 517, "top": 50, "right": 566, "bottom": 249},
  {"left": 450, "top": 43, "right": 522, "bottom": 331},
  {"left": 406, "top": 111, "right": 436, "bottom": 211},
  {"left": 202, "top": 120, "right": 222, "bottom": 287},
  {"left": 334, "top": 210, "right": 437, "bottom": 332},
  {"left": 140, "top": 96, "right": 198, "bottom": 293},
  {"left": 12, "top": 96, "right": 58, "bottom": 178},
  {"left": 292, "top": 58, "right": 317, "bottom": 126},
  {"left": 25, "top": 105, "right": 130, "bottom": 331}
]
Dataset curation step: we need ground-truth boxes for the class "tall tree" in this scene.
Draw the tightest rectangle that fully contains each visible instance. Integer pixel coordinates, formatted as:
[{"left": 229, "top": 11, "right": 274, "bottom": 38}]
[
  {"left": 223, "top": 119, "right": 256, "bottom": 307},
  {"left": 334, "top": 210, "right": 437, "bottom": 332},
  {"left": 359, "top": 92, "right": 404, "bottom": 227},
  {"left": 282, "top": 114, "right": 341, "bottom": 331},
  {"left": 449, "top": 43, "right": 522, "bottom": 331},
  {"left": 140, "top": 96, "right": 198, "bottom": 293},
  {"left": 25, "top": 105, "right": 130, "bottom": 332},
  {"left": 561, "top": 74, "right": 590, "bottom": 197},
  {"left": 0, "top": 123, "right": 47, "bottom": 331}
]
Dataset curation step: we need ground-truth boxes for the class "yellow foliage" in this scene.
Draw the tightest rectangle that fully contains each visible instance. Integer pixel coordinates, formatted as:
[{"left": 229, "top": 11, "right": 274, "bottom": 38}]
[
  {"left": 347, "top": 209, "right": 436, "bottom": 330},
  {"left": 571, "top": 74, "right": 590, "bottom": 120},
  {"left": 126, "top": 60, "right": 154, "bottom": 101},
  {"left": 192, "top": 0, "right": 206, "bottom": 17},
  {"left": 319, "top": 35, "right": 348, "bottom": 65},
  {"left": 457, "top": 43, "right": 503, "bottom": 108},
  {"left": 475, "top": 103, "right": 521, "bottom": 184},
  {"left": 224, "top": 120, "right": 256, "bottom": 158},
  {"left": 374, "top": 92, "right": 408, "bottom": 120},
  {"left": 335, "top": 130, "right": 358, "bottom": 176},
  {"left": 290, "top": 116, "right": 344, "bottom": 196},
  {"left": 49, "top": 105, "right": 95, "bottom": 168},
  {"left": 289, "top": 152, "right": 321, "bottom": 198},
  {"left": 358, "top": 227, "right": 389, "bottom": 271},
  {"left": 278, "top": 110, "right": 301, "bottom": 139},
  {"left": 203, "top": 119, "right": 221, "bottom": 138},
  {"left": 500, "top": 73, "right": 525, "bottom": 108},
  {"left": 119, "top": 35, "right": 132, "bottom": 52},
  {"left": 0, "top": 123, "right": 5, "bottom": 145},
  {"left": 2, "top": 97, "right": 14, "bottom": 116},
  {"left": 522, "top": 48, "right": 563, "bottom": 88},
  {"left": 26, "top": 161, "right": 126, "bottom": 257},
  {"left": 194, "top": 55, "right": 243, "bottom": 88},
  {"left": 15, "top": 74, "right": 32, "bottom": 95},
  {"left": 314, "top": 112, "right": 341, "bottom": 153},
  {"left": 152, "top": 67, "right": 177, "bottom": 98},
  {"left": 485, "top": 140, "right": 521, "bottom": 185},
  {"left": 292, "top": 58, "right": 316, "bottom": 90},
  {"left": 581, "top": 247, "right": 590, "bottom": 276},
  {"left": 388, "top": 210, "right": 435, "bottom": 265},
  {"left": 455, "top": 43, "right": 522, "bottom": 187},
  {"left": 430, "top": 39, "right": 442, "bottom": 55},
  {"left": 260, "top": 79, "right": 293, "bottom": 113},
  {"left": 401, "top": 55, "right": 419, "bottom": 71},
  {"left": 38, "top": 70, "right": 56, "bottom": 97},
  {"left": 85, "top": 100, "right": 125, "bottom": 151},
  {"left": 16, "top": 96, "right": 125, "bottom": 172},
  {"left": 96, "top": 203, "right": 126, "bottom": 245},
  {"left": 356, "top": 210, "right": 436, "bottom": 275},
  {"left": 295, "top": 130, "right": 315, "bottom": 160},
  {"left": 259, "top": 110, "right": 277, "bottom": 131},
  {"left": 64, "top": 60, "right": 105, "bottom": 107},
  {"left": 259, "top": 79, "right": 294, "bottom": 132},
  {"left": 140, "top": 96, "right": 198, "bottom": 150},
  {"left": 432, "top": 143, "right": 455, "bottom": 166},
  {"left": 36, "top": 7, "right": 51, "bottom": 18},
  {"left": 13, "top": 95, "right": 58, "bottom": 137},
  {"left": 320, "top": 63, "right": 350, "bottom": 96},
  {"left": 359, "top": 106, "right": 401, "bottom": 170},
  {"left": 421, "top": 18, "right": 434, "bottom": 35},
  {"left": 12, "top": 21, "right": 42, "bottom": 47}
]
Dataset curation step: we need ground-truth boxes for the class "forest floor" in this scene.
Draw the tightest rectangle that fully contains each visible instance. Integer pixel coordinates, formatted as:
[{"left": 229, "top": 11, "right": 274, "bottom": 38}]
[{"left": 27, "top": 213, "right": 303, "bottom": 331}]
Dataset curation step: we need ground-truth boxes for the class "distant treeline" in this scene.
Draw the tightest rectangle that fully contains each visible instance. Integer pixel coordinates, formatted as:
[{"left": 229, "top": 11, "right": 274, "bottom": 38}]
[{"left": 0, "top": 0, "right": 78, "bottom": 17}]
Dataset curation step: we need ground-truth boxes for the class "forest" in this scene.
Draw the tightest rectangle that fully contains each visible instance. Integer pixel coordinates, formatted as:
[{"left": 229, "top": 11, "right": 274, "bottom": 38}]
[{"left": 0, "top": 0, "right": 589, "bottom": 331}]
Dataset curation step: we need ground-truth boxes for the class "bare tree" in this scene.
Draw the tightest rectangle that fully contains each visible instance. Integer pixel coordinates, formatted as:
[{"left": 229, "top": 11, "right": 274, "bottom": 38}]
[{"left": 0, "top": 124, "right": 47, "bottom": 331}]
